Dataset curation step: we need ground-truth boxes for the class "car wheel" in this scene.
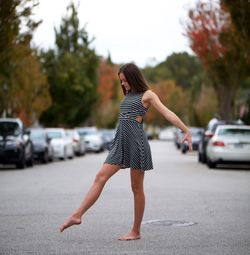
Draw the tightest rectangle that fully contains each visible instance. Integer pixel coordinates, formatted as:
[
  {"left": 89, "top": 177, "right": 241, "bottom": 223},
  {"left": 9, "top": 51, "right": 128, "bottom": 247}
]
[
  {"left": 199, "top": 152, "right": 206, "bottom": 163},
  {"left": 42, "top": 150, "right": 49, "bottom": 164},
  {"left": 207, "top": 159, "right": 216, "bottom": 169},
  {"left": 181, "top": 146, "right": 188, "bottom": 154},
  {"left": 26, "top": 155, "right": 34, "bottom": 167},
  {"left": 198, "top": 153, "right": 204, "bottom": 163},
  {"left": 60, "top": 148, "right": 67, "bottom": 160},
  {"left": 16, "top": 156, "right": 26, "bottom": 169},
  {"left": 49, "top": 155, "right": 53, "bottom": 162},
  {"left": 198, "top": 153, "right": 202, "bottom": 162},
  {"left": 96, "top": 147, "right": 103, "bottom": 153},
  {"left": 49, "top": 150, "right": 54, "bottom": 162}
]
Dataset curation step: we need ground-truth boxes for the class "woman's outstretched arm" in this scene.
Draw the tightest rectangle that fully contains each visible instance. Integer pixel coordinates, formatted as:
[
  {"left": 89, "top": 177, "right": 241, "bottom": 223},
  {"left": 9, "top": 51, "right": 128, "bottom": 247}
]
[{"left": 144, "top": 90, "right": 193, "bottom": 151}]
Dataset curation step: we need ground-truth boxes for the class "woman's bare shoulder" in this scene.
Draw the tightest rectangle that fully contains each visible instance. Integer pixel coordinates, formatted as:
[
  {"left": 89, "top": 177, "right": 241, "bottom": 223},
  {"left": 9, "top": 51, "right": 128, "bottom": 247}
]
[
  {"left": 143, "top": 90, "right": 158, "bottom": 100},
  {"left": 142, "top": 90, "right": 158, "bottom": 108}
]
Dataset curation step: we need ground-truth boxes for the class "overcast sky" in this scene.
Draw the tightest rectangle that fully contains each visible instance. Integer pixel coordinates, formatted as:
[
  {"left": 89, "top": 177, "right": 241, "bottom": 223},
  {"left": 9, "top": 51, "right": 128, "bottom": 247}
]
[{"left": 32, "top": 0, "right": 198, "bottom": 67}]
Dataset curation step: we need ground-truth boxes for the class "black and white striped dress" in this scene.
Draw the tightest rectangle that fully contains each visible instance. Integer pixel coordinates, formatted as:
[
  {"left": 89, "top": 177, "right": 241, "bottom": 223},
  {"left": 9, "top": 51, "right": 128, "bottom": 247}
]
[{"left": 104, "top": 91, "right": 153, "bottom": 171}]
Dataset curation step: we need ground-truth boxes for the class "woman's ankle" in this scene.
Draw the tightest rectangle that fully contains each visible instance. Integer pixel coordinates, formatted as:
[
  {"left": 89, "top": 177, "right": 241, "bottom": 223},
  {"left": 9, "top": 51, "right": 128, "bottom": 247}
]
[
  {"left": 72, "top": 210, "right": 83, "bottom": 218},
  {"left": 131, "top": 228, "right": 140, "bottom": 235}
]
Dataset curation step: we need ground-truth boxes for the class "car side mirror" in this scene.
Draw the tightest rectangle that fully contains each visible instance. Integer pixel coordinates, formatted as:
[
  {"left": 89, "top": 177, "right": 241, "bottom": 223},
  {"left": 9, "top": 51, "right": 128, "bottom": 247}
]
[{"left": 23, "top": 134, "right": 29, "bottom": 143}]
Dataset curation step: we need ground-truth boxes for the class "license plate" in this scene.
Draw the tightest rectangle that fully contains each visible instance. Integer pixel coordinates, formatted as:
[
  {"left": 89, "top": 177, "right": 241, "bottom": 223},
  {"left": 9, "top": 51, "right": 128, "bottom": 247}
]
[{"left": 234, "top": 144, "right": 243, "bottom": 148}]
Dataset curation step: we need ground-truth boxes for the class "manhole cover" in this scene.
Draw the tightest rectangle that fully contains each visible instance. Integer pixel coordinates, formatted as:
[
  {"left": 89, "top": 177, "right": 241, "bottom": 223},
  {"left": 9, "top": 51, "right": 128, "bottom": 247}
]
[{"left": 142, "top": 219, "right": 197, "bottom": 227}]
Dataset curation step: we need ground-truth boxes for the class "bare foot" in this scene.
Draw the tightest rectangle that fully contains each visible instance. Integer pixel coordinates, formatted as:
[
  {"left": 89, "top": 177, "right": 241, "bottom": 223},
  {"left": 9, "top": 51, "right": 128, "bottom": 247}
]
[
  {"left": 118, "top": 231, "right": 141, "bottom": 241},
  {"left": 60, "top": 214, "right": 82, "bottom": 232}
]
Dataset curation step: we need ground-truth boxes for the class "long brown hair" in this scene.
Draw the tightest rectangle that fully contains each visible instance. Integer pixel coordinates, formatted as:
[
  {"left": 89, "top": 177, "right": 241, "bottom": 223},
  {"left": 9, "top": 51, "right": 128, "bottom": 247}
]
[{"left": 118, "top": 63, "right": 150, "bottom": 95}]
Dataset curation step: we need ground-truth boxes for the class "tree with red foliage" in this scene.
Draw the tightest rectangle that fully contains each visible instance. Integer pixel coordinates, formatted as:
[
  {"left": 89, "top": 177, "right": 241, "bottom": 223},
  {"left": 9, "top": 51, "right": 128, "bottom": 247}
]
[
  {"left": 91, "top": 58, "right": 120, "bottom": 128},
  {"left": 97, "top": 59, "right": 117, "bottom": 105},
  {"left": 185, "top": 0, "right": 245, "bottom": 120}
]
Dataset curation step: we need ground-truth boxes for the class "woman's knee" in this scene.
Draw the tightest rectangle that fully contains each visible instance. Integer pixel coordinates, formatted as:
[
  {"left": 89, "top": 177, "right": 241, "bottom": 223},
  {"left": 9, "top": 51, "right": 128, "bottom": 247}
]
[
  {"left": 94, "top": 171, "right": 108, "bottom": 185},
  {"left": 131, "top": 182, "right": 144, "bottom": 195},
  {"left": 131, "top": 169, "right": 144, "bottom": 194}
]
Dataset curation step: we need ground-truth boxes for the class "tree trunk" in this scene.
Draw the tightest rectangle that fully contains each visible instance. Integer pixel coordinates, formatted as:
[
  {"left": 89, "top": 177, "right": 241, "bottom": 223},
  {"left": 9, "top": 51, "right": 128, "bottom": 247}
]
[{"left": 216, "top": 85, "right": 235, "bottom": 121}]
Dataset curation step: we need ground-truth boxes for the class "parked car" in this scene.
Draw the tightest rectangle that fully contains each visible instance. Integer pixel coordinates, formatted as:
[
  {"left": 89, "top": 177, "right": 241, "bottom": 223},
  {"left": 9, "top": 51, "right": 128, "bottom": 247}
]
[
  {"left": 76, "top": 127, "right": 104, "bottom": 153},
  {"left": 174, "top": 128, "right": 184, "bottom": 149},
  {"left": 29, "top": 128, "right": 54, "bottom": 163},
  {"left": 45, "top": 128, "right": 74, "bottom": 160},
  {"left": 206, "top": 125, "right": 250, "bottom": 168},
  {"left": 99, "top": 129, "right": 116, "bottom": 150},
  {"left": 158, "top": 127, "right": 175, "bottom": 141},
  {"left": 65, "top": 129, "right": 86, "bottom": 156},
  {"left": 198, "top": 120, "right": 242, "bottom": 163},
  {"left": 0, "top": 118, "right": 33, "bottom": 169},
  {"left": 180, "top": 127, "right": 204, "bottom": 153}
]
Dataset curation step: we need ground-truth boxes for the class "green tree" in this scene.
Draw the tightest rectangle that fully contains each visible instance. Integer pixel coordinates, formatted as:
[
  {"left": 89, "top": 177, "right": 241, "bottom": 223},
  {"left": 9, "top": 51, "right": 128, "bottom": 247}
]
[
  {"left": 40, "top": 3, "right": 99, "bottom": 127},
  {"left": 222, "top": 0, "right": 250, "bottom": 124},
  {"left": 222, "top": 0, "right": 250, "bottom": 71},
  {"left": 143, "top": 52, "right": 206, "bottom": 89},
  {"left": 0, "top": 0, "right": 50, "bottom": 125}
]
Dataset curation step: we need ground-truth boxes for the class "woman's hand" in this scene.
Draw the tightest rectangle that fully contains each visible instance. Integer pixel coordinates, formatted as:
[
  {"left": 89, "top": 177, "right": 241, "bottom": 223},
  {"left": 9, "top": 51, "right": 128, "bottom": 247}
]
[{"left": 181, "top": 131, "right": 193, "bottom": 152}]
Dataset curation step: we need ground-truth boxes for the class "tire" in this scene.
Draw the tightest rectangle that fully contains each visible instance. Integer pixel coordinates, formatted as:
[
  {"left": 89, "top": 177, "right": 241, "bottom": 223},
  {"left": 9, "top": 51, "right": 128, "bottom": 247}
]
[
  {"left": 198, "top": 153, "right": 202, "bottom": 162},
  {"left": 42, "top": 150, "right": 49, "bottom": 164},
  {"left": 199, "top": 152, "right": 206, "bottom": 164},
  {"left": 16, "top": 151, "right": 26, "bottom": 169},
  {"left": 198, "top": 153, "right": 205, "bottom": 163},
  {"left": 49, "top": 156, "right": 53, "bottom": 162},
  {"left": 181, "top": 147, "right": 188, "bottom": 154},
  {"left": 26, "top": 156, "right": 34, "bottom": 167},
  {"left": 49, "top": 150, "right": 54, "bottom": 162},
  {"left": 60, "top": 148, "right": 67, "bottom": 160},
  {"left": 207, "top": 159, "right": 216, "bottom": 169}
]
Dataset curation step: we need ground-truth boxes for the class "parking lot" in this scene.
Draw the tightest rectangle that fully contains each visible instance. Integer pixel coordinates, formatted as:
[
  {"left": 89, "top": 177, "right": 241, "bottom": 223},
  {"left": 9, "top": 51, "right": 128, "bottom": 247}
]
[{"left": 1, "top": 140, "right": 250, "bottom": 255}]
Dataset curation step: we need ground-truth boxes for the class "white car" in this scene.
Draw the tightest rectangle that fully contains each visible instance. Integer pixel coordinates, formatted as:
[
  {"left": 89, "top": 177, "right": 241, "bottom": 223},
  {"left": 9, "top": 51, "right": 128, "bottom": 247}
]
[
  {"left": 158, "top": 127, "right": 175, "bottom": 141},
  {"left": 206, "top": 125, "right": 250, "bottom": 168},
  {"left": 65, "top": 129, "right": 86, "bottom": 156},
  {"left": 46, "top": 128, "right": 74, "bottom": 160},
  {"left": 76, "top": 127, "right": 104, "bottom": 153}
]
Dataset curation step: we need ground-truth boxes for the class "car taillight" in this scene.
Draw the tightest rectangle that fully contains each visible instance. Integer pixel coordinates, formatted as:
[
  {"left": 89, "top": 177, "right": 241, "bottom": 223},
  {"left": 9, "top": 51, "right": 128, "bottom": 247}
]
[
  {"left": 205, "top": 132, "right": 214, "bottom": 138},
  {"left": 212, "top": 141, "right": 225, "bottom": 147}
]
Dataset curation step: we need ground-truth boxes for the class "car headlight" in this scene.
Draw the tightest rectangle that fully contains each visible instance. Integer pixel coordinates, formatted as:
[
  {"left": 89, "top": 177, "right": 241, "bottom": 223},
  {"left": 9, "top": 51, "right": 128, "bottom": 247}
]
[{"left": 6, "top": 141, "right": 21, "bottom": 148}]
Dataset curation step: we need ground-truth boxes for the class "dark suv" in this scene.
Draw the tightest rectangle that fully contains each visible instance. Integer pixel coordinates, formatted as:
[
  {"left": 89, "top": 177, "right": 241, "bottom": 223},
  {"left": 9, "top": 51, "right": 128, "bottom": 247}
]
[{"left": 0, "top": 118, "right": 34, "bottom": 169}]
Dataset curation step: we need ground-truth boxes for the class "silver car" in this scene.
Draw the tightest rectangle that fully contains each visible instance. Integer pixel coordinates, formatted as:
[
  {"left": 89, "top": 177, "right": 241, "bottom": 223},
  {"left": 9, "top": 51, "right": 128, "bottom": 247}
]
[
  {"left": 76, "top": 127, "right": 104, "bottom": 153},
  {"left": 206, "top": 125, "right": 250, "bottom": 168},
  {"left": 65, "top": 129, "right": 86, "bottom": 156}
]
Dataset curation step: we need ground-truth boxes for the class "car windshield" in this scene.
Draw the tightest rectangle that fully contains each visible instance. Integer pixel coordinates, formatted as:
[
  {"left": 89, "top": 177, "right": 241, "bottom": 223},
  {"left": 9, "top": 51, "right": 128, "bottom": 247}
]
[
  {"left": 47, "top": 131, "right": 63, "bottom": 139},
  {"left": 65, "top": 131, "right": 73, "bottom": 137},
  {"left": 0, "top": 122, "right": 20, "bottom": 138},
  {"left": 218, "top": 128, "right": 250, "bottom": 136},
  {"left": 190, "top": 129, "right": 203, "bottom": 136},
  {"left": 78, "top": 130, "right": 98, "bottom": 137},
  {"left": 30, "top": 130, "right": 45, "bottom": 140}
]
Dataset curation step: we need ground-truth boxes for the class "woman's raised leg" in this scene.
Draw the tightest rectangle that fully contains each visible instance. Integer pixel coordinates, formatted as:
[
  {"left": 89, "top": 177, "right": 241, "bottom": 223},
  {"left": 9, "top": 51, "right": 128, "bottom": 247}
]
[
  {"left": 60, "top": 163, "right": 121, "bottom": 232},
  {"left": 118, "top": 169, "right": 145, "bottom": 241}
]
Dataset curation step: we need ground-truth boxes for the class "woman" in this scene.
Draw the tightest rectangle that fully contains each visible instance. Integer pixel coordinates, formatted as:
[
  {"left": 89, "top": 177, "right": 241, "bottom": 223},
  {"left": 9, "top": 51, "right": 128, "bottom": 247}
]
[{"left": 60, "top": 63, "right": 192, "bottom": 240}]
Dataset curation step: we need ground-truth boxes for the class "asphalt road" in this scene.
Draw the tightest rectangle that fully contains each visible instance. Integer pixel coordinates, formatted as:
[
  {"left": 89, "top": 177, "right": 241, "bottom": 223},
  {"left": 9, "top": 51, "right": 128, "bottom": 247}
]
[{"left": 0, "top": 141, "right": 250, "bottom": 255}]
